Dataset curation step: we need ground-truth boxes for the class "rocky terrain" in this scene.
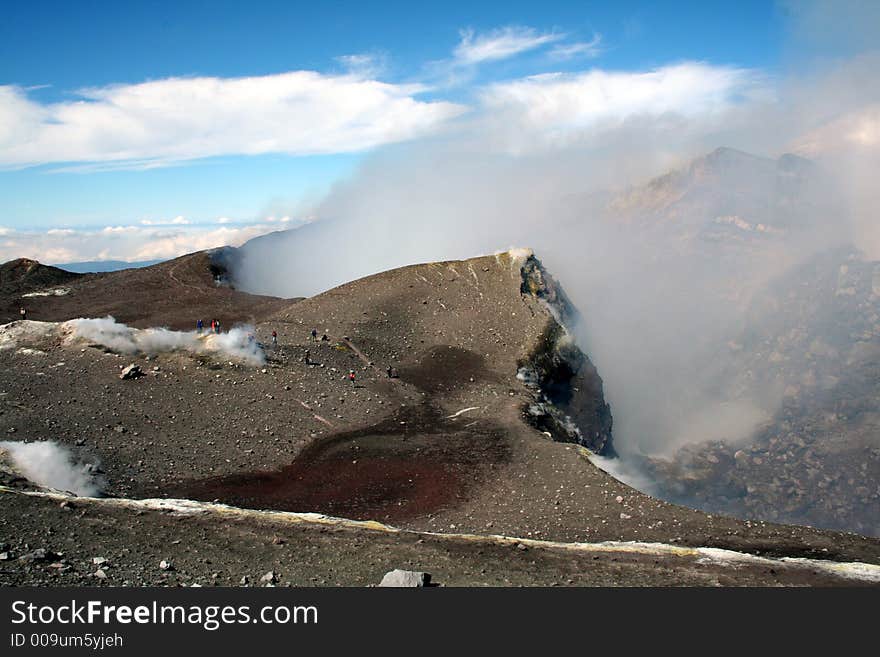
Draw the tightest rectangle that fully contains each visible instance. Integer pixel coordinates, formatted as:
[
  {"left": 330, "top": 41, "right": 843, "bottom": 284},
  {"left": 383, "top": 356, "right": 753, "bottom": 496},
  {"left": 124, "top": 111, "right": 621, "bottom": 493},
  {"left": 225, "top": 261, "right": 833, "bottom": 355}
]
[
  {"left": 0, "top": 258, "right": 82, "bottom": 301},
  {"left": 2, "top": 249, "right": 289, "bottom": 329},
  {"left": 590, "top": 150, "right": 880, "bottom": 536},
  {"left": 1, "top": 248, "right": 879, "bottom": 586},
  {"left": 645, "top": 248, "right": 880, "bottom": 535},
  {"left": 1, "top": 490, "right": 877, "bottom": 587}
]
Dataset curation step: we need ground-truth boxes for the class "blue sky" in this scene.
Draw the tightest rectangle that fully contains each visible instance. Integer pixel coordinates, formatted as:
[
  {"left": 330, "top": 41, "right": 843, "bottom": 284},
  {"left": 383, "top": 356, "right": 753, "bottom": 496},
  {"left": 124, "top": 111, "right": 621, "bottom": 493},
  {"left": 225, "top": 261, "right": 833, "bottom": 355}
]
[
  {"left": 1, "top": 0, "right": 872, "bottom": 263},
  {"left": 3, "top": 2, "right": 785, "bottom": 92}
]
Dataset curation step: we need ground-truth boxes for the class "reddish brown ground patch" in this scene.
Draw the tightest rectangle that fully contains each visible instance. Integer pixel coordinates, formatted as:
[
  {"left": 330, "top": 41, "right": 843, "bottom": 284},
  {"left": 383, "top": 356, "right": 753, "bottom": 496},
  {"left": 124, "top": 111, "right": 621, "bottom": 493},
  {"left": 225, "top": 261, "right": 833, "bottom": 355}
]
[{"left": 171, "top": 409, "right": 512, "bottom": 523}]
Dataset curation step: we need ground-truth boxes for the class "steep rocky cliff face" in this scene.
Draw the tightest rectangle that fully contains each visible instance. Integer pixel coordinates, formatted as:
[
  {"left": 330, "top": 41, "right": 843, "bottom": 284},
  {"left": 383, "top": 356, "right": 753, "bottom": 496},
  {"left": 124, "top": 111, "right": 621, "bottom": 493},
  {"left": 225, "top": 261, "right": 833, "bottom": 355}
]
[{"left": 517, "top": 255, "right": 613, "bottom": 455}]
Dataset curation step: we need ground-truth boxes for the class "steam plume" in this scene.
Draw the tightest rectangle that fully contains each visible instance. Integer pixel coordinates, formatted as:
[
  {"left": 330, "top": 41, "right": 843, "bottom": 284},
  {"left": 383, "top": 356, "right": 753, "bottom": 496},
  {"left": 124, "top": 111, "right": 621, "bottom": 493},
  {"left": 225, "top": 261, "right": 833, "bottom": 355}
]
[
  {"left": 0, "top": 440, "right": 103, "bottom": 496},
  {"left": 66, "top": 317, "right": 265, "bottom": 365}
]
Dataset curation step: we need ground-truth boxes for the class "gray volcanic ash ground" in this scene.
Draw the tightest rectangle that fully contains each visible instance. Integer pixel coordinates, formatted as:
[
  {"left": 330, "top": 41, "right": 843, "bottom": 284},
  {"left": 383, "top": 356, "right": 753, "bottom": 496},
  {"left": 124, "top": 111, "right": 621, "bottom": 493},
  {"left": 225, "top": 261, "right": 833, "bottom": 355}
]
[{"left": 1, "top": 247, "right": 879, "bottom": 587}]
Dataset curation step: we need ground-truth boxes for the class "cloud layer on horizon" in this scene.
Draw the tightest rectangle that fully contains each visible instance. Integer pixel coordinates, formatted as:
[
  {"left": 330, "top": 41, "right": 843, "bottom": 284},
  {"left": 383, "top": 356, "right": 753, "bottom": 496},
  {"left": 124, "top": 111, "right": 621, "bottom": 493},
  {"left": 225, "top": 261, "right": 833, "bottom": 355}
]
[{"left": 0, "top": 221, "right": 285, "bottom": 264}]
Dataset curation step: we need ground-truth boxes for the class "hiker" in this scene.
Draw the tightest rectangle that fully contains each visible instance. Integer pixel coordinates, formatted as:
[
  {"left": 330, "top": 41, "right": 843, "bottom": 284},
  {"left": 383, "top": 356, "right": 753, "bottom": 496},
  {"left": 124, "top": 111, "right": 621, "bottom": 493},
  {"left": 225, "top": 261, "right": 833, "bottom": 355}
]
[
  {"left": 304, "top": 349, "right": 310, "bottom": 365},
  {"left": 321, "top": 333, "right": 329, "bottom": 342},
  {"left": 272, "top": 330, "right": 278, "bottom": 348},
  {"left": 215, "top": 319, "right": 221, "bottom": 334},
  {"left": 210, "top": 319, "right": 216, "bottom": 333},
  {"left": 197, "top": 319, "right": 203, "bottom": 334},
  {"left": 311, "top": 328, "right": 317, "bottom": 341},
  {"left": 386, "top": 365, "right": 393, "bottom": 378},
  {"left": 348, "top": 369, "right": 356, "bottom": 383},
  {"left": 19, "top": 307, "right": 26, "bottom": 320}
]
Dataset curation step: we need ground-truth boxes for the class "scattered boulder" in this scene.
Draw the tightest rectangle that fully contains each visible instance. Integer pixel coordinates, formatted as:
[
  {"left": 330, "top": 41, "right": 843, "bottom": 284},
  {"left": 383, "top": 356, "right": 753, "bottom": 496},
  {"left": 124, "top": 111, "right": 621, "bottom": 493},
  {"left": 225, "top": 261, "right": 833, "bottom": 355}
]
[
  {"left": 260, "top": 570, "right": 278, "bottom": 584},
  {"left": 159, "top": 559, "right": 174, "bottom": 571},
  {"left": 120, "top": 364, "right": 143, "bottom": 380},
  {"left": 378, "top": 569, "right": 431, "bottom": 587},
  {"left": 19, "top": 548, "right": 55, "bottom": 563}
]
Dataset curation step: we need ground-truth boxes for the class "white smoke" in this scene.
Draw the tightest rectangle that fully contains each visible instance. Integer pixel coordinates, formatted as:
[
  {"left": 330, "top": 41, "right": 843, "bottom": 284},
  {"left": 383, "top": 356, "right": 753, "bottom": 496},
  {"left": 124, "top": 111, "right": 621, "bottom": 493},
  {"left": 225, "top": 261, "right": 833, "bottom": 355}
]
[
  {"left": 588, "top": 453, "right": 658, "bottom": 495},
  {"left": 232, "top": 26, "right": 880, "bottom": 463},
  {"left": 65, "top": 317, "right": 265, "bottom": 365},
  {"left": 0, "top": 440, "right": 103, "bottom": 496}
]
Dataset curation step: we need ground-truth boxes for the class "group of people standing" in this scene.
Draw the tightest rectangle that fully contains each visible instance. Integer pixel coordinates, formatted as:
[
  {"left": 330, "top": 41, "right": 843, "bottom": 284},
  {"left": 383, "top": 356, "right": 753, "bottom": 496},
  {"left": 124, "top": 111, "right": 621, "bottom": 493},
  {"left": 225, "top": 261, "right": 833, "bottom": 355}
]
[
  {"left": 194, "top": 318, "right": 279, "bottom": 351},
  {"left": 196, "top": 318, "right": 223, "bottom": 334}
]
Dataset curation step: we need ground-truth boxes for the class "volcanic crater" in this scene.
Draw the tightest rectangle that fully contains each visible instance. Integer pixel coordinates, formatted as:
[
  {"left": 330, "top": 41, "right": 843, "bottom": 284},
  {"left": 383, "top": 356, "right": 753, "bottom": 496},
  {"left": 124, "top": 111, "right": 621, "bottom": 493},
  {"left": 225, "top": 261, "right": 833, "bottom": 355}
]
[{"left": 1, "top": 248, "right": 879, "bottom": 586}]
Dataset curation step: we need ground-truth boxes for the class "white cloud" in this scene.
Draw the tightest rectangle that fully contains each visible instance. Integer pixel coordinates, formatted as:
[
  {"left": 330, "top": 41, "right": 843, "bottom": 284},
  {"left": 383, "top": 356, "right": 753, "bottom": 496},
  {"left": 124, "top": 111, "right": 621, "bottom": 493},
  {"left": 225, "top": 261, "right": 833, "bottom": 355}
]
[
  {"left": 792, "top": 104, "right": 880, "bottom": 156},
  {"left": 335, "top": 53, "right": 387, "bottom": 78},
  {"left": 0, "top": 223, "right": 283, "bottom": 264},
  {"left": 130, "top": 225, "right": 271, "bottom": 260},
  {"left": 549, "top": 34, "right": 603, "bottom": 60},
  {"left": 476, "top": 62, "right": 764, "bottom": 152},
  {"left": 38, "top": 247, "right": 79, "bottom": 263},
  {"left": 0, "top": 71, "right": 466, "bottom": 168},
  {"left": 454, "top": 26, "right": 564, "bottom": 64},
  {"left": 140, "top": 216, "right": 198, "bottom": 226}
]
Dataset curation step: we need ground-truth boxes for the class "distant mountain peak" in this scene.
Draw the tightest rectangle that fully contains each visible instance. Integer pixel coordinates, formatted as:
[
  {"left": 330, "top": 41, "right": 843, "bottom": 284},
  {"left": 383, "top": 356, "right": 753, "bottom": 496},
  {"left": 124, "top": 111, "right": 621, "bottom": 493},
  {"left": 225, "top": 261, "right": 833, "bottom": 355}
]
[
  {"left": 690, "top": 147, "right": 773, "bottom": 176},
  {"left": 603, "top": 146, "right": 823, "bottom": 234}
]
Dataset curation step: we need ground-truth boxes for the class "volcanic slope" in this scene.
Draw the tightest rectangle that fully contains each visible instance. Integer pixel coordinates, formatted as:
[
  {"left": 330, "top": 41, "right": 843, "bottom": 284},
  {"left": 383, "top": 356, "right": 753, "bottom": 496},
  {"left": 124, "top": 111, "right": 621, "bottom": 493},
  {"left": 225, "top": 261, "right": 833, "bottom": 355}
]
[
  {"left": 0, "top": 250, "right": 879, "bottom": 586},
  {"left": 1, "top": 250, "right": 290, "bottom": 329}
]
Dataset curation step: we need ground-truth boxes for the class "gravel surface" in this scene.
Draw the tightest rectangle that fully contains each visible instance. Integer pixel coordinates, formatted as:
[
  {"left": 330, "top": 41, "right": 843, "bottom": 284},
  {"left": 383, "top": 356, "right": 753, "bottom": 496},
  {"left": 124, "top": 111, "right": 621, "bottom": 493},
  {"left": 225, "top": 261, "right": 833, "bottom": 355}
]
[{"left": 1, "top": 250, "right": 878, "bottom": 586}]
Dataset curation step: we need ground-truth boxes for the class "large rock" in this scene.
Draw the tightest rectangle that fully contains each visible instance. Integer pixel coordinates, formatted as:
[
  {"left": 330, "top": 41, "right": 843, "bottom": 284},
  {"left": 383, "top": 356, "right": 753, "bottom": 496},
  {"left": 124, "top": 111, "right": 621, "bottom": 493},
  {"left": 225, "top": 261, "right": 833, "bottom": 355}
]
[
  {"left": 119, "top": 364, "right": 143, "bottom": 380},
  {"left": 378, "top": 569, "right": 431, "bottom": 587}
]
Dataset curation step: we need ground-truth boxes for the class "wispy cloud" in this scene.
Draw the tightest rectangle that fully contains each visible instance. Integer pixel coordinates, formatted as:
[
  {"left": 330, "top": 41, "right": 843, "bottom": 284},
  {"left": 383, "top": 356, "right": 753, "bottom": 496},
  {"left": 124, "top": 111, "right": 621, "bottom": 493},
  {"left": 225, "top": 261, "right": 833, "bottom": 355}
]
[
  {"left": 549, "top": 34, "right": 603, "bottom": 60},
  {"left": 335, "top": 53, "right": 388, "bottom": 78},
  {"left": 454, "top": 26, "right": 564, "bottom": 64},
  {"left": 0, "top": 72, "right": 466, "bottom": 169}
]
